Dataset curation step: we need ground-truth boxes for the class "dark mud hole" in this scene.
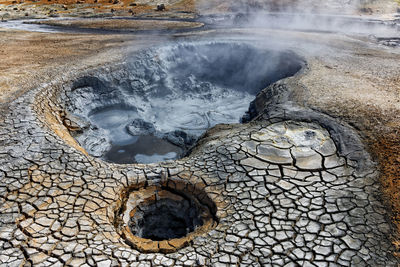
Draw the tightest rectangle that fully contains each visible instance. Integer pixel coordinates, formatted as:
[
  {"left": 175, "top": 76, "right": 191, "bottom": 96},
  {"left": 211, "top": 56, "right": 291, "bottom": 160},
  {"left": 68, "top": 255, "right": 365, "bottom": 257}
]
[
  {"left": 129, "top": 197, "right": 203, "bottom": 240},
  {"left": 115, "top": 180, "right": 218, "bottom": 250},
  {"left": 63, "top": 42, "right": 304, "bottom": 164}
]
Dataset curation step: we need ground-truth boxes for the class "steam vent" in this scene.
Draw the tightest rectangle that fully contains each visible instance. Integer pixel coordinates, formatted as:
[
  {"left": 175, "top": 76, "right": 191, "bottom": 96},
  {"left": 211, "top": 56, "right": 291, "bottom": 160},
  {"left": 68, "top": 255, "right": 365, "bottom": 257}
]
[{"left": 1, "top": 1, "right": 400, "bottom": 266}]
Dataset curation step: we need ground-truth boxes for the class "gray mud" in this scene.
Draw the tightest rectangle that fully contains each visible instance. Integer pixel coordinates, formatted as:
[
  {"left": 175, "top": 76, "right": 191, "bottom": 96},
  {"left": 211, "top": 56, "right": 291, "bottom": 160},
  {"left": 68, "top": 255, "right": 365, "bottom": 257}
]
[{"left": 63, "top": 41, "right": 304, "bottom": 164}]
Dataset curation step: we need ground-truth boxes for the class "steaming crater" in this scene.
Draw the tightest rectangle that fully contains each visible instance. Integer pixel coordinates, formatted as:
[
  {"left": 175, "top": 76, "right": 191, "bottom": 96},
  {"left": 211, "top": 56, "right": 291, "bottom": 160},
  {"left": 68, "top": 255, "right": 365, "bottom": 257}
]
[{"left": 63, "top": 42, "right": 304, "bottom": 164}]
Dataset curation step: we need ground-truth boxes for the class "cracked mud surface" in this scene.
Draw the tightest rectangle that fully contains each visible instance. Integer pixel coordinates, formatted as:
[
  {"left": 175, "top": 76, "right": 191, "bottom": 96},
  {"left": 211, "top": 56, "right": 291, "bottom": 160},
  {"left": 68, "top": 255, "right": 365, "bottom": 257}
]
[
  {"left": 1, "top": 9, "right": 400, "bottom": 266},
  {"left": 0, "top": 48, "right": 399, "bottom": 265}
]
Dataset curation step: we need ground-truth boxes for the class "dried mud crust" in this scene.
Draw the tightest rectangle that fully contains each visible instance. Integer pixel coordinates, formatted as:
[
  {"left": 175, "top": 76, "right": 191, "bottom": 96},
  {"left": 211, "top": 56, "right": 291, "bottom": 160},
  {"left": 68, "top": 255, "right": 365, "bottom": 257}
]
[
  {"left": 250, "top": 61, "right": 400, "bottom": 255},
  {"left": 0, "top": 66, "right": 398, "bottom": 265},
  {"left": 291, "top": 43, "right": 400, "bottom": 251},
  {"left": 0, "top": 28, "right": 399, "bottom": 265}
]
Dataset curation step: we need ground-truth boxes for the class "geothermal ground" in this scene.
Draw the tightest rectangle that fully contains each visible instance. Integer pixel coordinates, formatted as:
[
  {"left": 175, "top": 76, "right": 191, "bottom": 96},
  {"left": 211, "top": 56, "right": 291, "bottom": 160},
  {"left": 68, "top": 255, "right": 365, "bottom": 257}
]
[{"left": 1, "top": 0, "right": 400, "bottom": 266}]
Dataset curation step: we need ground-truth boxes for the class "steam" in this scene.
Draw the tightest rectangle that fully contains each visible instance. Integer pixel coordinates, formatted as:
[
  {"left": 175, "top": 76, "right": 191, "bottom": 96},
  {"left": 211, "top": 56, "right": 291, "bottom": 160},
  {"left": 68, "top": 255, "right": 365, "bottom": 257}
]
[
  {"left": 196, "top": 0, "right": 400, "bottom": 38},
  {"left": 196, "top": 0, "right": 396, "bottom": 15}
]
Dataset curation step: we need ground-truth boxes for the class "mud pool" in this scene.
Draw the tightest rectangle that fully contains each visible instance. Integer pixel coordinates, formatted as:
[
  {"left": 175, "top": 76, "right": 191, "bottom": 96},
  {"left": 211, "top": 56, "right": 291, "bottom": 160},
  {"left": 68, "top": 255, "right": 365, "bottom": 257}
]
[{"left": 63, "top": 42, "right": 304, "bottom": 164}]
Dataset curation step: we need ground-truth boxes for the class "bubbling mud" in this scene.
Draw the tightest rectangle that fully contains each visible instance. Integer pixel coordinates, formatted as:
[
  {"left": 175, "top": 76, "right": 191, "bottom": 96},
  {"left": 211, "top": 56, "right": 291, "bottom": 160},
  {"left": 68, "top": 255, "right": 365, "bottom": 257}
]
[{"left": 63, "top": 42, "right": 304, "bottom": 164}]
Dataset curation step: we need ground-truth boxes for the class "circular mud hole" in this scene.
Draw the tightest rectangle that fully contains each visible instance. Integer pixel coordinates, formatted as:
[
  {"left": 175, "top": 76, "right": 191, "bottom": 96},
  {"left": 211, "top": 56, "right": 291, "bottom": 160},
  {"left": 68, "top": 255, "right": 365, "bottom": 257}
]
[{"left": 114, "top": 179, "right": 217, "bottom": 253}]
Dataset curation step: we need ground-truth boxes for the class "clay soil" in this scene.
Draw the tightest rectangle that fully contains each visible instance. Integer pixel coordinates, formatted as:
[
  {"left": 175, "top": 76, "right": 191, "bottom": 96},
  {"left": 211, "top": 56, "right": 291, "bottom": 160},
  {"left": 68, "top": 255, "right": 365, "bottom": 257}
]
[
  {"left": 0, "top": 29, "right": 130, "bottom": 104},
  {"left": 372, "top": 131, "right": 400, "bottom": 256}
]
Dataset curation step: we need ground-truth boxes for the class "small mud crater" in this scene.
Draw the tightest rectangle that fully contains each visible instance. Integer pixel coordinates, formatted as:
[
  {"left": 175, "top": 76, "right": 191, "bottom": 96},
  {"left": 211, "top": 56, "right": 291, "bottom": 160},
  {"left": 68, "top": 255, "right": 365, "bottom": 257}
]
[{"left": 114, "top": 178, "right": 217, "bottom": 253}]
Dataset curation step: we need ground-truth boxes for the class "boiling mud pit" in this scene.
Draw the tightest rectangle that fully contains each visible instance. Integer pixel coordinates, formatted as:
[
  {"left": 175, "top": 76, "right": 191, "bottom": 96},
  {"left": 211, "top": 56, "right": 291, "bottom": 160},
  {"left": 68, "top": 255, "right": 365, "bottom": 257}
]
[{"left": 63, "top": 42, "right": 303, "bottom": 164}]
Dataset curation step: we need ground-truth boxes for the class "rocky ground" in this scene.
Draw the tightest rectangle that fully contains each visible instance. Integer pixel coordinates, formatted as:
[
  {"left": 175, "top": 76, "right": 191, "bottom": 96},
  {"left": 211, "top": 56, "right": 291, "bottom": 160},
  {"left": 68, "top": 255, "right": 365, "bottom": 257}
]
[
  {"left": 0, "top": 0, "right": 196, "bottom": 20},
  {"left": 0, "top": 0, "right": 400, "bottom": 266},
  {"left": 0, "top": 0, "right": 399, "bottom": 20}
]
